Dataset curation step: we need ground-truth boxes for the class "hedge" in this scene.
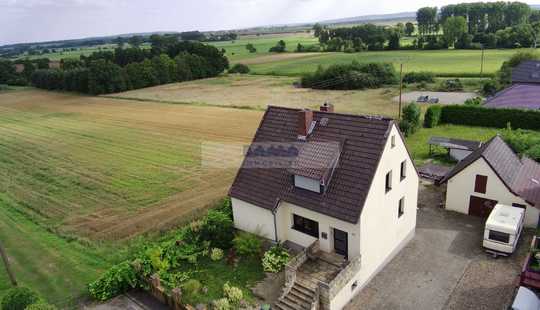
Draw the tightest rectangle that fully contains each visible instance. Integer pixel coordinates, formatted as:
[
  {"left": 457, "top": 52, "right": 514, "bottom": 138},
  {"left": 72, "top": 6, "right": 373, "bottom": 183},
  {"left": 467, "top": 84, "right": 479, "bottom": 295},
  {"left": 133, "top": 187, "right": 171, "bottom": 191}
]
[
  {"left": 439, "top": 105, "right": 540, "bottom": 130},
  {"left": 424, "top": 105, "right": 442, "bottom": 128}
]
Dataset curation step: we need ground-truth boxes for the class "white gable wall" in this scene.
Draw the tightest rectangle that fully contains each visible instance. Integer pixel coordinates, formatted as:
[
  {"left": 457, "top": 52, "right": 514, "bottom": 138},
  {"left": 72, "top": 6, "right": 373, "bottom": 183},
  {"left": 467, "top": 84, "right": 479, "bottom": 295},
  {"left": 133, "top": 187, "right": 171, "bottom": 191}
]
[
  {"left": 231, "top": 197, "right": 276, "bottom": 240},
  {"left": 445, "top": 157, "right": 539, "bottom": 227},
  {"left": 330, "top": 124, "right": 419, "bottom": 310}
]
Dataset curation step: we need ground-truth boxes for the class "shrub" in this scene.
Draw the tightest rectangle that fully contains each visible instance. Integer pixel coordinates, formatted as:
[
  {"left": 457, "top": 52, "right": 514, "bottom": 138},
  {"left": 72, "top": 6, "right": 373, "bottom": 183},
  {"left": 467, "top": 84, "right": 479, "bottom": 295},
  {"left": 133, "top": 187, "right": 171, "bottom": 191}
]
[
  {"left": 182, "top": 279, "right": 202, "bottom": 300},
  {"left": 402, "top": 72, "right": 435, "bottom": 84},
  {"left": 269, "top": 40, "right": 286, "bottom": 53},
  {"left": 526, "top": 144, "right": 540, "bottom": 162},
  {"left": 482, "top": 79, "right": 500, "bottom": 96},
  {"left": 262, "top": 244, "right": 290, "bottom": 273},
  {"left": 439, "top": 105, "right": 540, "bottom": 131},
  {"left": 438, "top": 79, "right": 463, "bottom": 91},
  {"left": 200, "top": 209, "right": 234, "bottom": 249},
  {"left": 88, "top": 261, "right": 140, "bottom": 301},
  {"left": 216, "top": 197, "right": 233, "bottom": 220},
  {"left": 423, "top": 105, "right": 442, "bottom": 128},
  {"left": 301, "top": 62, "right": 397, "bottom": 90},
  {"left": 228, "top": 63, "right": 250, "bottom": 74},
  {"left": 223, "top": 282, "right": 243, "bottom": 305},
  {"left": 213, "top": 298, "right": 231, "bottom": 310},
  {"left": 498, "top": 51, "right": 539, "bottom": 85},
  {"left": 501, "top": 126, "right": 540, "bottom": 156},
  {"left": 233, "top": 232, "right": 262, "bottom": 257},
  {"left": 1, "top": 287, "right": 40, "bottom": 310},
  {"left": 25, "top": 303, "right": 57, "bottom": 310},
  {"left": 210, "top": 248, "right": 224, "bottom": 261},
  {"left": 400, "top": 103, "right": 421, "bottom": 136},
  {"left": 464, "top": 97, "right": 483, "bottom": 106}
]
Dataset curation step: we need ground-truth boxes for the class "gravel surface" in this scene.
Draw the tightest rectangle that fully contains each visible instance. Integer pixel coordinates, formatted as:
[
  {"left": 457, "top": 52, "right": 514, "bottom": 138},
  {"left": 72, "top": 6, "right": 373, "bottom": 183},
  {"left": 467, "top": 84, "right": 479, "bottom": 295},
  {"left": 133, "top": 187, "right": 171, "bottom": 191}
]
[
  {"left": 345, "top": 182, "right": 531, "bottom": 310},
  {"left": 393, "top": 91, "right": 477, "bottom": 105}
]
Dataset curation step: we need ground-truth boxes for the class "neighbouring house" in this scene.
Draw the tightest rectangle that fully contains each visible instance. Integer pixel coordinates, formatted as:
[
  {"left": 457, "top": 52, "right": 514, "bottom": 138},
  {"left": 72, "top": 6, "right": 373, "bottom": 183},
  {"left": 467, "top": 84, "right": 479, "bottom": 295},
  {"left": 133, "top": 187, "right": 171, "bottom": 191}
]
[
  {"left": 428, "top": 136, "right": 482, "bottom": 161},
  {"left": 229, "top": 104, "right": 419, "bottom": 310},
  {"left": 484, "top": 60, "right": 540, "bottom": 110},
  {"left": 484, "top": 84, "right": 540, "bottom": 110},
  {"left": 440, "top": 135, "right": 540, "bottom": 227}
]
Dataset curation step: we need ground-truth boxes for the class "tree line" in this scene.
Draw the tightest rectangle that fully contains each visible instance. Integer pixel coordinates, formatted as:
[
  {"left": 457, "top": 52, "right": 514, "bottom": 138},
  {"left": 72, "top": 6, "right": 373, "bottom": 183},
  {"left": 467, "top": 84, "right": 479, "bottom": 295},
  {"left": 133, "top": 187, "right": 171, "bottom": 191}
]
[{"left": 27, "top": 36, "right": 228, "bottom": 95}]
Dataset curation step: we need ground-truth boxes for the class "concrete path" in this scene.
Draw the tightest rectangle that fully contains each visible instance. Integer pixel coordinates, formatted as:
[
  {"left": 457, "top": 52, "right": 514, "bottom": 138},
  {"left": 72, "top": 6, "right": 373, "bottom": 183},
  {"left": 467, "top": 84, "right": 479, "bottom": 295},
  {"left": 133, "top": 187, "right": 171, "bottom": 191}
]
[{"left": 345, "top": 183, "right": 530, "bottom": 310}]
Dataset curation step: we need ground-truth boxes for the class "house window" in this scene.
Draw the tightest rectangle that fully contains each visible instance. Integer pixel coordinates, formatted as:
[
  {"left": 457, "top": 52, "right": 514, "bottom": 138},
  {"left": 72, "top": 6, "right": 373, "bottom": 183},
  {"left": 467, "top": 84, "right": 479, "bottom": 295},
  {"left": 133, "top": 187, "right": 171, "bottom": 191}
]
[
  {"left": 391, "top": 135, "right": 396, "bottom": 148},
  {"left": 512, "top": 203, "right": 526, "bottom": 209},
  {"left": 385, "top": 171, "right": 392, "bottom": 193},
  {"left": 400, "top": 160, "right": 407, "bottom": 181},
  {"left": 292, "top": 214, "right": 319, "bottom": 238},
  {"left": 474, "top": 175, "right": 488, "bottom": 194},
  {"left": 488, "top": 230, "right": 510, "bottom": 244},
  {"left": 398, "top": 197, "right": 405, "bottom": 218}
]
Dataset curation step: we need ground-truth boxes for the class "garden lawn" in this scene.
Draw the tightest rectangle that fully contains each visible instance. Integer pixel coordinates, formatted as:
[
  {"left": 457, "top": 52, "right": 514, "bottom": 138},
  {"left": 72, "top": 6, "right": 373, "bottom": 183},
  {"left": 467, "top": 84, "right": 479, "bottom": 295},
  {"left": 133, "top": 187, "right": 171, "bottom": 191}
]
[
  {"left": 248, "top": 49, "right": 522, "bottom": 77},
  {"left": 406, "top": 124, "right": 500, "bottom": 165},
  {"left": 174, "top": 256, "right": 265, "bottom": 305},
  {"left": 0, "top": 193, "right": 112, "bottom": 307}
]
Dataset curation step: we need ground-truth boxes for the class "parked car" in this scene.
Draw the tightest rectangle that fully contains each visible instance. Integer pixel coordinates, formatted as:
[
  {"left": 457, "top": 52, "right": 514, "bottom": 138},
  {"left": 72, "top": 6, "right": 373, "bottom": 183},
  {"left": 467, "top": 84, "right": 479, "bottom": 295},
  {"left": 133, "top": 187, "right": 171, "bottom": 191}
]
[
  {"left": 512, "top": 286, "right": 540, "bottom": 310},
  {"left": 483, "top": 204, "right": 524, "bottom": 257},
  {"left": 416, "top": 95, "right": 429, "bottom": 103},
  {"left": 428, "top": 97, "right": 439, "bottom": 104}
]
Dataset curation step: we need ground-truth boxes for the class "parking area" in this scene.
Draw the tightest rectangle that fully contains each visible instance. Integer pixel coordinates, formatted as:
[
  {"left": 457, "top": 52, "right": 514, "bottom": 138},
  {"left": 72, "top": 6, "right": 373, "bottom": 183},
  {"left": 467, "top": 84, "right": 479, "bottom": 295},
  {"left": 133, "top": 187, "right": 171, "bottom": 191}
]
[{"left": 345, "top": 182, "right": 533, "bottom": 310}]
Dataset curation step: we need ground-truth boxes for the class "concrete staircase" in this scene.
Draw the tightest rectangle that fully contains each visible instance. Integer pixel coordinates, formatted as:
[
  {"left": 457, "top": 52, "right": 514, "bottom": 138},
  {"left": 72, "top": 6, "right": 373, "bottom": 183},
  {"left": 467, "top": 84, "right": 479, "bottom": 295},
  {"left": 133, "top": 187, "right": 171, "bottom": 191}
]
[{"left": 273, "top": 275, "right": 317, "bottom": 310}]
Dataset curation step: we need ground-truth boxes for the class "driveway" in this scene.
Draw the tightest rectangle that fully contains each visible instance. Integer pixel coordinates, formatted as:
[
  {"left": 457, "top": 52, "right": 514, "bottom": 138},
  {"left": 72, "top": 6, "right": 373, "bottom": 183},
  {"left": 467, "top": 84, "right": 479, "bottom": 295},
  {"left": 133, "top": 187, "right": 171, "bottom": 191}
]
[
  {"left": 393, "top": 91, "right": 477, "bottom": 105},
  {"left": 345, "top": 183, "right": 532, "bottom": 310}
]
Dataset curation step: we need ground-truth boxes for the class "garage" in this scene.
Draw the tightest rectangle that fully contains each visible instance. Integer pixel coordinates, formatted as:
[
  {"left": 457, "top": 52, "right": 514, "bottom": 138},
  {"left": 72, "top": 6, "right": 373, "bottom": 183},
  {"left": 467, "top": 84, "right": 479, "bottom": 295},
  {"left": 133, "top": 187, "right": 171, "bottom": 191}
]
[{"left": 468, "top": 195, "right": 498, "bottom": 218}]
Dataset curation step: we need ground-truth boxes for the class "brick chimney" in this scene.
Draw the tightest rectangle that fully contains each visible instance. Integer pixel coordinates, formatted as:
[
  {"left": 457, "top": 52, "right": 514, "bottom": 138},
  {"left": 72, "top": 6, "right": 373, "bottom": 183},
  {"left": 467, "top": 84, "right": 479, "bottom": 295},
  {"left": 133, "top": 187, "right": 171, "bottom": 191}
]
[
  {"left": 298, "top": 109, "right": 313, "bottom": 138},
  {"left": 320, "top": 102, "right": 334, "bottom": 113}
]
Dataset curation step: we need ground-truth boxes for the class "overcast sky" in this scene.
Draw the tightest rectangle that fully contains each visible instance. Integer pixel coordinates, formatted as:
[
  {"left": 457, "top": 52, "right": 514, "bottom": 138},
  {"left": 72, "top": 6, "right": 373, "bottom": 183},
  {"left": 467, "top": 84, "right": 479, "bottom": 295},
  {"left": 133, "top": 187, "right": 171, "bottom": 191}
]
[{"left": 1, "top": 0, "right": 539, "bottom": 45}]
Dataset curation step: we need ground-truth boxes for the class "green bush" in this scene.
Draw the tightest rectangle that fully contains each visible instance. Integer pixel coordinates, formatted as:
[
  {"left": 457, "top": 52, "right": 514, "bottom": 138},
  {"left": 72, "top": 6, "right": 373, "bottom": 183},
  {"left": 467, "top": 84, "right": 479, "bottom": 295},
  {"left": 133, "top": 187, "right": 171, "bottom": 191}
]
[
  {"left": 400, "top": 103, "right": 421, "bottom": 136},
  {"left": 301, "top": 61, "right": 397, "bottom": 90},
  {"left": 24, "top": 303, "right": 57, "bottom": 310},
  {"left": 402, "top": 71, "right": 435, "bottom": 84},
  {"left": 423, "top": 105, "right": 442, "bottom": 128},
  {"left": 88, "top": 261, "right": 140, "bottom": 301},
  {"left": 262, "top": 244, "right": 290, "bottom": 273},
  {"left": 501, "top": 126, "right": 540, "bottom": 160},
  {"left": 182, "top": 279, "right": 202, "bottom": 300},
  {"left": 439, "top": 105, "right": 540, "bottom": 131},
  {"left": 223, "top": 282, "right": 243, "bottom": 305},
  {"left": 228, "top": 64, "right": 250, "bottom": 74},
  {"left": 464, "top": 97, "right": 483, "bottom": 106},
  {"left": 213, "top": 298, "right": 231, "bottom": 310},
  {"left": 481, "top": 79, "right": 500, "bottom": 96},
  {"left": 526, "top": 144, "right": 540, "bottom": 162},
  {"left": 210, "top": 248, "right": 224, "bottom": 261},
  {"left": 200, "top": 209, "right": 234, "bottom": 249},
  {"left": 233, "top": 232, "right": 262, "bottom": 257},
  {"left": 1, "top": 287, "right": 40, "bottom": 310},
  {"left": 438, "top": 79, "right": 463, "bottom": 91}
]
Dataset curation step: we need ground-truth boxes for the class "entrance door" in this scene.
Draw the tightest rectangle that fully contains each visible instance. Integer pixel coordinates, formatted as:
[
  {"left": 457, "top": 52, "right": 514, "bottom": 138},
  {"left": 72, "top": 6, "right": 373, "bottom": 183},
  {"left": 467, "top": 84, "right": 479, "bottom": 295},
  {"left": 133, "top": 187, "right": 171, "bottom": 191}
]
[
  {"left": 333, "top": 228, "right": 348, "bottom": 259},
  {"left": 468, "top": 195, "right": 498, "bottom": 218}
]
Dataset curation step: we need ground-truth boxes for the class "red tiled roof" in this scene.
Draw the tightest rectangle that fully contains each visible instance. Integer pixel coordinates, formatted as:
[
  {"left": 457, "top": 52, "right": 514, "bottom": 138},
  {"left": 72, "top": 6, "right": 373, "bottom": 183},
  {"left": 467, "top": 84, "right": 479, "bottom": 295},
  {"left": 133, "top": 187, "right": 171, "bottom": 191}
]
[{"left": 229, "top": 106, "right": 397, "bottom": 224}]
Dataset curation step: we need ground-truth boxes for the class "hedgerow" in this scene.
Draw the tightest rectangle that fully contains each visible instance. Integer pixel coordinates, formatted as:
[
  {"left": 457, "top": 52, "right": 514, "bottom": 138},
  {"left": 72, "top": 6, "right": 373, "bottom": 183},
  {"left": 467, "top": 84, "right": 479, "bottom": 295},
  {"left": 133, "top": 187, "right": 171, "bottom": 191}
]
[{"left": 439, "top": 105, "right": 540, "bottom": 130}]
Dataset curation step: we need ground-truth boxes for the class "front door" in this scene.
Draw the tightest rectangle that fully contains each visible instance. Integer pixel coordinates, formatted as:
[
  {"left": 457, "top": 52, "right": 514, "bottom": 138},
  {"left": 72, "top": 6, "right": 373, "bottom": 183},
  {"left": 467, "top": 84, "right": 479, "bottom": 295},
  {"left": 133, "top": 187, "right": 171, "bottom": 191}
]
[
  {"left": 468, "top": 195, "right": 498, "bottom": 218},
  {"left": 333, "top": 228, "right": 348, "bottom": 259}
]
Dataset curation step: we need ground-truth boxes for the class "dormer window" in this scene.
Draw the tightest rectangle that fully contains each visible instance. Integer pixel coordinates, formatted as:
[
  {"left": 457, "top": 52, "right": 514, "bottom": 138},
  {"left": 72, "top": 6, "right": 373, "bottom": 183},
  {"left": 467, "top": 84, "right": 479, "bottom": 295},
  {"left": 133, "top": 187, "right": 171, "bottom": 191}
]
[{"left": 294, "top": 175, "right": 322, "bottom": 193}]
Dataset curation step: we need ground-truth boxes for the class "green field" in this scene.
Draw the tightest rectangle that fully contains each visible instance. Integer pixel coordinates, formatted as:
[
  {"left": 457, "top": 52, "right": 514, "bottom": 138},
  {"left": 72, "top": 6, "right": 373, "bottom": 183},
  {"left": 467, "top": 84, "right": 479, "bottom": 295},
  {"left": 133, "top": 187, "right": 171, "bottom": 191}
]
[
  {"left": 210, "top": 33, "right": 319, "bottom": 62},
  {"left": 247, "top": 48, "right": 521, "bottom": 77}
]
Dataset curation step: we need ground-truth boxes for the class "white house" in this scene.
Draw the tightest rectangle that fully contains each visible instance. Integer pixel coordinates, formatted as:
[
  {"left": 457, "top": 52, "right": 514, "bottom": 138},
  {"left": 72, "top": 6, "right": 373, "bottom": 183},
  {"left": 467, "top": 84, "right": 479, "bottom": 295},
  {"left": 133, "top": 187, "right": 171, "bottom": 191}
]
[
  {"left": 229, "top": 105, "right": 419, "bottom": 310},
  {"left": 440, "top": 135, "right": 540, "bottom": 227}
]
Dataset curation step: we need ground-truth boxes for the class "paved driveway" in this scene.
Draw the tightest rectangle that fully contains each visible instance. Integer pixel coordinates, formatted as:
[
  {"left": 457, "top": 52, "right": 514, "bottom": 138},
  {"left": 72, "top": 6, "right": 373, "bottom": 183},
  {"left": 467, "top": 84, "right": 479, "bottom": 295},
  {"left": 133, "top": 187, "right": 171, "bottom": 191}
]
[{"left": 345, "top": 183, "right": 532, "bottom": 310}]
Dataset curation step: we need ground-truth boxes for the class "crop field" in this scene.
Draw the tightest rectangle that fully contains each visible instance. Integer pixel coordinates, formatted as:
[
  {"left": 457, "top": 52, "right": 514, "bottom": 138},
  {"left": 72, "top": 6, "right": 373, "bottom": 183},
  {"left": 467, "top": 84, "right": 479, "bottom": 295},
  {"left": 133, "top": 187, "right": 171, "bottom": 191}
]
[
  {"left": 0, "top": 89, "right": 261, "bottom": 240},
  {"left": 109, "top": 75, "right": 404, "bottom": 117},
  {"left": 247, "top": 48, "right": 520, "bottom": 77}
]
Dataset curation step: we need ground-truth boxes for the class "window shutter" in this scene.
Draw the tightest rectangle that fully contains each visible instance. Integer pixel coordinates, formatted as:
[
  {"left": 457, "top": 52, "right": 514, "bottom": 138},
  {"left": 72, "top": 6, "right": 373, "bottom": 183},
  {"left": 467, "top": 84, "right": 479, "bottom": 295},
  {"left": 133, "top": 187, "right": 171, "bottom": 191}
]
[{"left": 474, "top": 175, "right": 487, "bottom": 194}]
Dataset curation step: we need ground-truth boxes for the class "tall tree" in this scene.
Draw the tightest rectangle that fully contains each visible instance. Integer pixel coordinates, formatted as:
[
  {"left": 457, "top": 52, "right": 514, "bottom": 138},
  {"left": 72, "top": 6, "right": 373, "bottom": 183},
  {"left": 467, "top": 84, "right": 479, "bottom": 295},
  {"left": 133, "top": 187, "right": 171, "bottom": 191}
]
[
  {"left": 313, "top": 23, "right": 323, "bottom": 37},
  {"left": 405, "top": 22, "right": 415, "bottom": 36},
  {"left": 128, "top": 35, "right": 143, "bottom": 48},
  {"left": 416, "top": 7, "right": 438, "bottom": 36},
  {"left": 443, "top": 16, "right": 468, "bottom": 47}
]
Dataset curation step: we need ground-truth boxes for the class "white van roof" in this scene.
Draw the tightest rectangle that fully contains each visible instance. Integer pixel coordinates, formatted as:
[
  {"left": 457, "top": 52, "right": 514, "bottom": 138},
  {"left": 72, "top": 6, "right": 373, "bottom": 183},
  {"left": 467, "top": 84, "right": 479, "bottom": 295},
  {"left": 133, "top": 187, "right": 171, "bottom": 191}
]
[{"left": 486, "top": 204, "right": 524, "bottom": 234}]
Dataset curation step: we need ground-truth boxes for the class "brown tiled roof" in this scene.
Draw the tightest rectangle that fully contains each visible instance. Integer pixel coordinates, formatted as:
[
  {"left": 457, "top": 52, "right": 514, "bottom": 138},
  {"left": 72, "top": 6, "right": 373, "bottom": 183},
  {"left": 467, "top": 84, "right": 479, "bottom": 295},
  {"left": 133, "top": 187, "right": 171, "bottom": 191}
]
[
  {"left": 229, "top": 106, "right": 398, "bottom": 224},
  {"left": 440, "top": 135, "right": 540, "bottom": 207}
]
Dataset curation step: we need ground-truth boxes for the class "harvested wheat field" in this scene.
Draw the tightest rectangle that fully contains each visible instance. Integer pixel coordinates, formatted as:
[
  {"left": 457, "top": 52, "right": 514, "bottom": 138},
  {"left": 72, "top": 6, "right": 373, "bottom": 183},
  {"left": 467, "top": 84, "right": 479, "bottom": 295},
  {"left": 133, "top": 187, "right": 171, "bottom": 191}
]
[
  {"left": 0, "top": 89, "right": 262, "bottom": 241},
  {"left": 109, "top": 75, "right": 401, "bottom": 118}
]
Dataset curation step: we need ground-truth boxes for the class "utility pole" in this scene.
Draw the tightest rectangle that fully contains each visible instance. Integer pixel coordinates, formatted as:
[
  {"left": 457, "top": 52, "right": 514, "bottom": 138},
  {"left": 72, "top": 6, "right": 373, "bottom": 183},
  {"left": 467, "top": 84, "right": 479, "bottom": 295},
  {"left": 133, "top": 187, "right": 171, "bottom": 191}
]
[
  {"left": 480, "top": 45, "right": 485, "bottom": 77},
  {"left": 398, "top": 63, "right": 403, "bottom": 120},
  {"left": 0, "top": 240, "right": 17, "bottom": 286}
]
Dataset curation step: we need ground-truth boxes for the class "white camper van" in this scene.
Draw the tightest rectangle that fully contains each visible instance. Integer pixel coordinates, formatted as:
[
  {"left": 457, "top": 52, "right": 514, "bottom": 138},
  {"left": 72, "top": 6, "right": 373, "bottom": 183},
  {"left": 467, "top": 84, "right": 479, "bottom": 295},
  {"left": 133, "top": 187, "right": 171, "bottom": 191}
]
[{"left": 483, "top": 204, "right": 525, "bottom": 257}]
